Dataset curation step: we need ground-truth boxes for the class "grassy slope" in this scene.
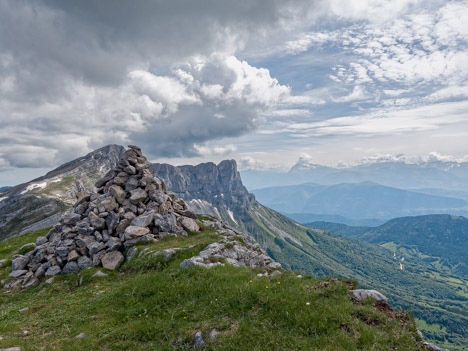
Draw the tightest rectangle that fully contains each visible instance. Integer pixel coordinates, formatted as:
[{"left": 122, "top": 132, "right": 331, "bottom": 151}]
[
  {"left": 243, "top": 203, "right": 468, "bottom": 350},
  {"left": 0, "top": 228, "right": 425, "bottom": 351}
]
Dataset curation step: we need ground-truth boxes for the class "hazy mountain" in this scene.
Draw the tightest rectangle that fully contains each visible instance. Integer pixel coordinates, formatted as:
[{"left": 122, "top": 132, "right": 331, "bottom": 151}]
[
  {"left": 240, "top": 157, "right": 468, "bottom": 192},
  {"left": 252, "top": 181, "right": 468, "bottom": 220},
  {"left": 284, "top": 213, "right": 386, "bottom": 227},
  {"left": 307, "top": 214, "right": 468, "bottom": 278}
]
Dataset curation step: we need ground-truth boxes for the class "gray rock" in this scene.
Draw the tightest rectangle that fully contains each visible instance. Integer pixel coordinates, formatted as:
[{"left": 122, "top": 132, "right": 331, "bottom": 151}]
[
  {"left": 0, "top": 259, "right": 7, "bottom": 267},
  {"left": 18, "top": 307, "right": 29, "bottom": 313},
  {"left": 106, "top": 237, "right": 122, "bottom": 251},
  {"left": 77, "top": 256, "right": 93, "bottom": 270},
  {"left": 45, "top": 277, "right": 54, "bottom": 284},
  {"left": 8, "top": 270, "right": 27, "bottom": 278},
  {"left": 126, "top": 246, "right": 138, "bottom": 262},
  {"left": 124, "top": 226, "right": 150, "bottom": 238},
  {"left": 88, "top": 242, "right": 106, "bottom": 256},
  {"left": 45, "top": 265, "right": 61, "bottom": 277},
  {"left": 352, "top": 289, "right": 388, "bottom": 303},
  {"left": 154, "top": 213, "right": 179, "bottom": 233},
  {"left": 105, "top": 212, "right": 119, "bottom": 233},
  {"left": 180, "top": 217, "right": 199, "bottom": 232},
  {"left": 124, "top": 165, "right": 136, "bottom": 175},
  {"left": 62, "top": 261, "right": 80, "bottom": 274},
  {"left": 55, "top": 246, "right": 70, "bottom": 258},
  {"left": 88, "top": 212, "right": 106, "bottom": 230},
  {"left": 12, "top": 255, "right": 29, "bottom": 271},
  {"left": 131, "top": 211, "right": 154, "bottom": 227},
  {"left": 129, "top": 188, "right": 148, "bottom": 204},
  {"left": 62, "top": 212, "right": 82, "bottom": 225},
  {"left": 125, "top": 177, "right": 140, "bottom": 191},
  {"left": 75, "top": 333, "right": 86, "bottom": 339},
  {"left": 0, "top": 347, "right": 22, "bottom": 351},
  {"left": 98, "top": 197, "right": 118, "bottom": 213},
  {"left": 194, "top": 331, "right": 205, "bottom": 349},
  {"left": 109, "top": 185, "right": 126, "bottom": 204},
  {"left": 101, "top": 251, "right": 124, "bottom": 270}
]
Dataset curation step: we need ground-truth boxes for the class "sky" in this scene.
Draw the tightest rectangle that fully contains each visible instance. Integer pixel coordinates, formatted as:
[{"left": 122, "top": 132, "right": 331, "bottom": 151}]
[{"left": 1, "top": 0, "right": 468, "bottom": 185}]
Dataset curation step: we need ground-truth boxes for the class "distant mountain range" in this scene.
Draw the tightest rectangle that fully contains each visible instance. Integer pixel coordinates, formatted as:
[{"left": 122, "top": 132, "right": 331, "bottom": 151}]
[
  {"left": 307, "top": 214, "right": 468, "bottom": 279},
  {"left": 252, "top": 181, "right": 468, "bottom": 220},
  {"left": 240, "top": 156, "right": 468, "bottom": 192}
]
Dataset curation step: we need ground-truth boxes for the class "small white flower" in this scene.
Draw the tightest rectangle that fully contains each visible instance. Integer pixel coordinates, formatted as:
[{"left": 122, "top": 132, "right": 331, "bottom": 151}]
[{"left": 306, "top": 302, "right": 310, "bottom": 306}]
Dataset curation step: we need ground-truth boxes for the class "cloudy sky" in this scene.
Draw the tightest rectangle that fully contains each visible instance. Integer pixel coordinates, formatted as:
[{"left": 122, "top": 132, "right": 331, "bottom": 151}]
[{"left": 1, "top": 0, "right": 467, "bottom": 185}]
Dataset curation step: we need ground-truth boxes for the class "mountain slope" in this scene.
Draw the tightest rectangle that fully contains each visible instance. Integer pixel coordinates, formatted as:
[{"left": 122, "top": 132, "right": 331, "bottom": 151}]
[
  {"left": 0, "top": 145, "right": 125, "bottom": 241},
  {"left": 0, "top": 228, "right": 426, "bottom": 351},
  {"left": 252, "top": 181, "right": 467, "bottom": 219},
  {"left": 153, "top": 160, "right": 468, "bottom": 350},
  {"left": 307, "top": 215, "right": 468, "bottom": 278}
]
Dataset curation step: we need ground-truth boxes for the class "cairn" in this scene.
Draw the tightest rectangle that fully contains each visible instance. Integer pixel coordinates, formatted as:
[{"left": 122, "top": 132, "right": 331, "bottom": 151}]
[{"left": 5, "top": 145, "right": 200, "bottom": 290}]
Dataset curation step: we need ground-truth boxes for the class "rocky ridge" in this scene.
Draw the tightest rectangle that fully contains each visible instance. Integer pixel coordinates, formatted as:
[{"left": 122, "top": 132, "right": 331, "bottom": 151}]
[{"left": 2, "top": 146, "right": 280, "bottom": 290}]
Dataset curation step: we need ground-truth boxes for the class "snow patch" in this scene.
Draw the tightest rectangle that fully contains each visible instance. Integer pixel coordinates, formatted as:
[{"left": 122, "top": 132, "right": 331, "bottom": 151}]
[
  {"left": 227, "top": 209, "right": 238, "bottom": 225},
  {"left": 20, "top": 182, "right": 47, "bottom": 195}
]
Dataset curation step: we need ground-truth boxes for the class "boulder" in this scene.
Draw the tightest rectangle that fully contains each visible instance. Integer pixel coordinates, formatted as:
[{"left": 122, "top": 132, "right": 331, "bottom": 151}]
[
  {"left": 101, "top": 251, "right": 124, "bottom": 270},
  {"left": 88, "top": 212, "right": 105, "bottom": 230},
  {"left": 180, "top": 217, "right": 199, "bottom": 232},
  {"left": 109, "top": 185, "right": 126, "bottom": 205},
  {"left": 12, "top": 256, "right": 29, "bottom": 271},
  {"left": 352, "top": 289, "right": 388, "bottom": 303},
  {"left": 129, "top": 188, "right": 148, "bottom": 204},
  {"left": 124, "top": 226, "right": 150, "bottom": 238}
]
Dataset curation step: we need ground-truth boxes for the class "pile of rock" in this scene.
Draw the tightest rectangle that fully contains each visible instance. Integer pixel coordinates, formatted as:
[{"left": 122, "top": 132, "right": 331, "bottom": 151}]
[{"left": 4, "top": 145, "right": 200, "bottom": 290}]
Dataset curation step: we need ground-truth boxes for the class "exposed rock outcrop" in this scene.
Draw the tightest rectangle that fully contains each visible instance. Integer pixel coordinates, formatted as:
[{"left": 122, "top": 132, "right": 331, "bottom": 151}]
[
  {"left": 151, "top": 160, "right": 255, "bottom": 226},
  {"left": 180, "top": 218, "right": 281, "bottom": 271}
]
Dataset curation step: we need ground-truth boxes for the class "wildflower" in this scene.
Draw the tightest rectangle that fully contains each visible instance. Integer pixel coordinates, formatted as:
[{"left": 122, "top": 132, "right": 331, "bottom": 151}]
[
  {"left": 33, "top": 321, "right": 39, "bottom": 326},
  {"left": 184, "top": 316, "right": 187, "bottom": 320},
  {"left": 182, "top": 309, "right": 186, "bottom": 312},
  {"left": 266, "top": 285, "right": 269, "bottom": 289},
  {"left": 306, "top": 302, "right": 310, "bottom": 306},
  {"left": 249, "top": 280, "right": 253, "bottom": 283},
  {"left": 277, "top": 282, "right": 281, "bottom": 285}
]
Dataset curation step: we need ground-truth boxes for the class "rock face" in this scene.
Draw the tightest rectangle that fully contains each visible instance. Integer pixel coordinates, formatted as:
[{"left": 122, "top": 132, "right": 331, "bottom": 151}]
[
  {"left": 151, "top": 160, "right": 255, "bottom": 226},
  {"left": 3, "top": 145, "right": 198, "bottom": 290},
  {"left": 352, "top": 289, "right": 388, "bottom": 303}
]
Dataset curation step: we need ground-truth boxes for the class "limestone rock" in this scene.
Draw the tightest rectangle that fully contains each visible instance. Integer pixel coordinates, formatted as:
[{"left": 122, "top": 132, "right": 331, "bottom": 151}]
[
  {"left": 124, "top": 226, "right": 150, "bottom": 238},
  {"left": 352, "top": 289, "right": 388, "bottom": 303},
  {"left": 180, "top": 217, "right": 199, "bottom": 232},
  {"left": 12, "top": 256, "right": 29, "bottom": 271},
  {"left": 110, "top": 185, "right": 126, "bottom": 205},
  {"left": 102, "top": 251, "right": 124, "bottom": 270}
]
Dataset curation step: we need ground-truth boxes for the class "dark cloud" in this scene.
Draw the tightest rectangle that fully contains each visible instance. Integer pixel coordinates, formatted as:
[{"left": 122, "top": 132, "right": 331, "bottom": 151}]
[{"left": 0, "top": 1, "right": 304, "bottom": 170}]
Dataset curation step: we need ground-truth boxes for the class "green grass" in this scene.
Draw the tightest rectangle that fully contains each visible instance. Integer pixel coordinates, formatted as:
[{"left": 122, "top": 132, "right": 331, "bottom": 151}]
[
  {"left": 0, "top": 229, "right": 425, "bottom": 351},
  {"left": 415, "top": 318, "right": 447, "bottom": 332}
]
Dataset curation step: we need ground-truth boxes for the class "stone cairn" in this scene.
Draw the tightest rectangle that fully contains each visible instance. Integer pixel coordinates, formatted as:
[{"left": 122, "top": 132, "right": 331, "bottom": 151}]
[{"left": 4, "top": 145, "right": 200, "bottom": 290}]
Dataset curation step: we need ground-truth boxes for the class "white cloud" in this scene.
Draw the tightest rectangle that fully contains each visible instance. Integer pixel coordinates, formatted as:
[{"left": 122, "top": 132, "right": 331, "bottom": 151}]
[{"left": 0, "top": 54, "right": 290, "bottom": 168}]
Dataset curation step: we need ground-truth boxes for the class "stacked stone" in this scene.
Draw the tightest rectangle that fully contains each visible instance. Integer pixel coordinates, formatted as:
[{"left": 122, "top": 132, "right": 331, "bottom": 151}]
[{"left": 5, "top": 145, "right": 199, "bottom": 290}]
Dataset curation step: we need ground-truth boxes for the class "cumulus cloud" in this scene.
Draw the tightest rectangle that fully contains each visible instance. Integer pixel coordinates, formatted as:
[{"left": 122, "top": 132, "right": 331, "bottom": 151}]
[
  {"left": 0, "top": 54, "right": 290, "bottom": 169},
  {"left": 0, "top": 0, "right": 302, "bottom": 170}
]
